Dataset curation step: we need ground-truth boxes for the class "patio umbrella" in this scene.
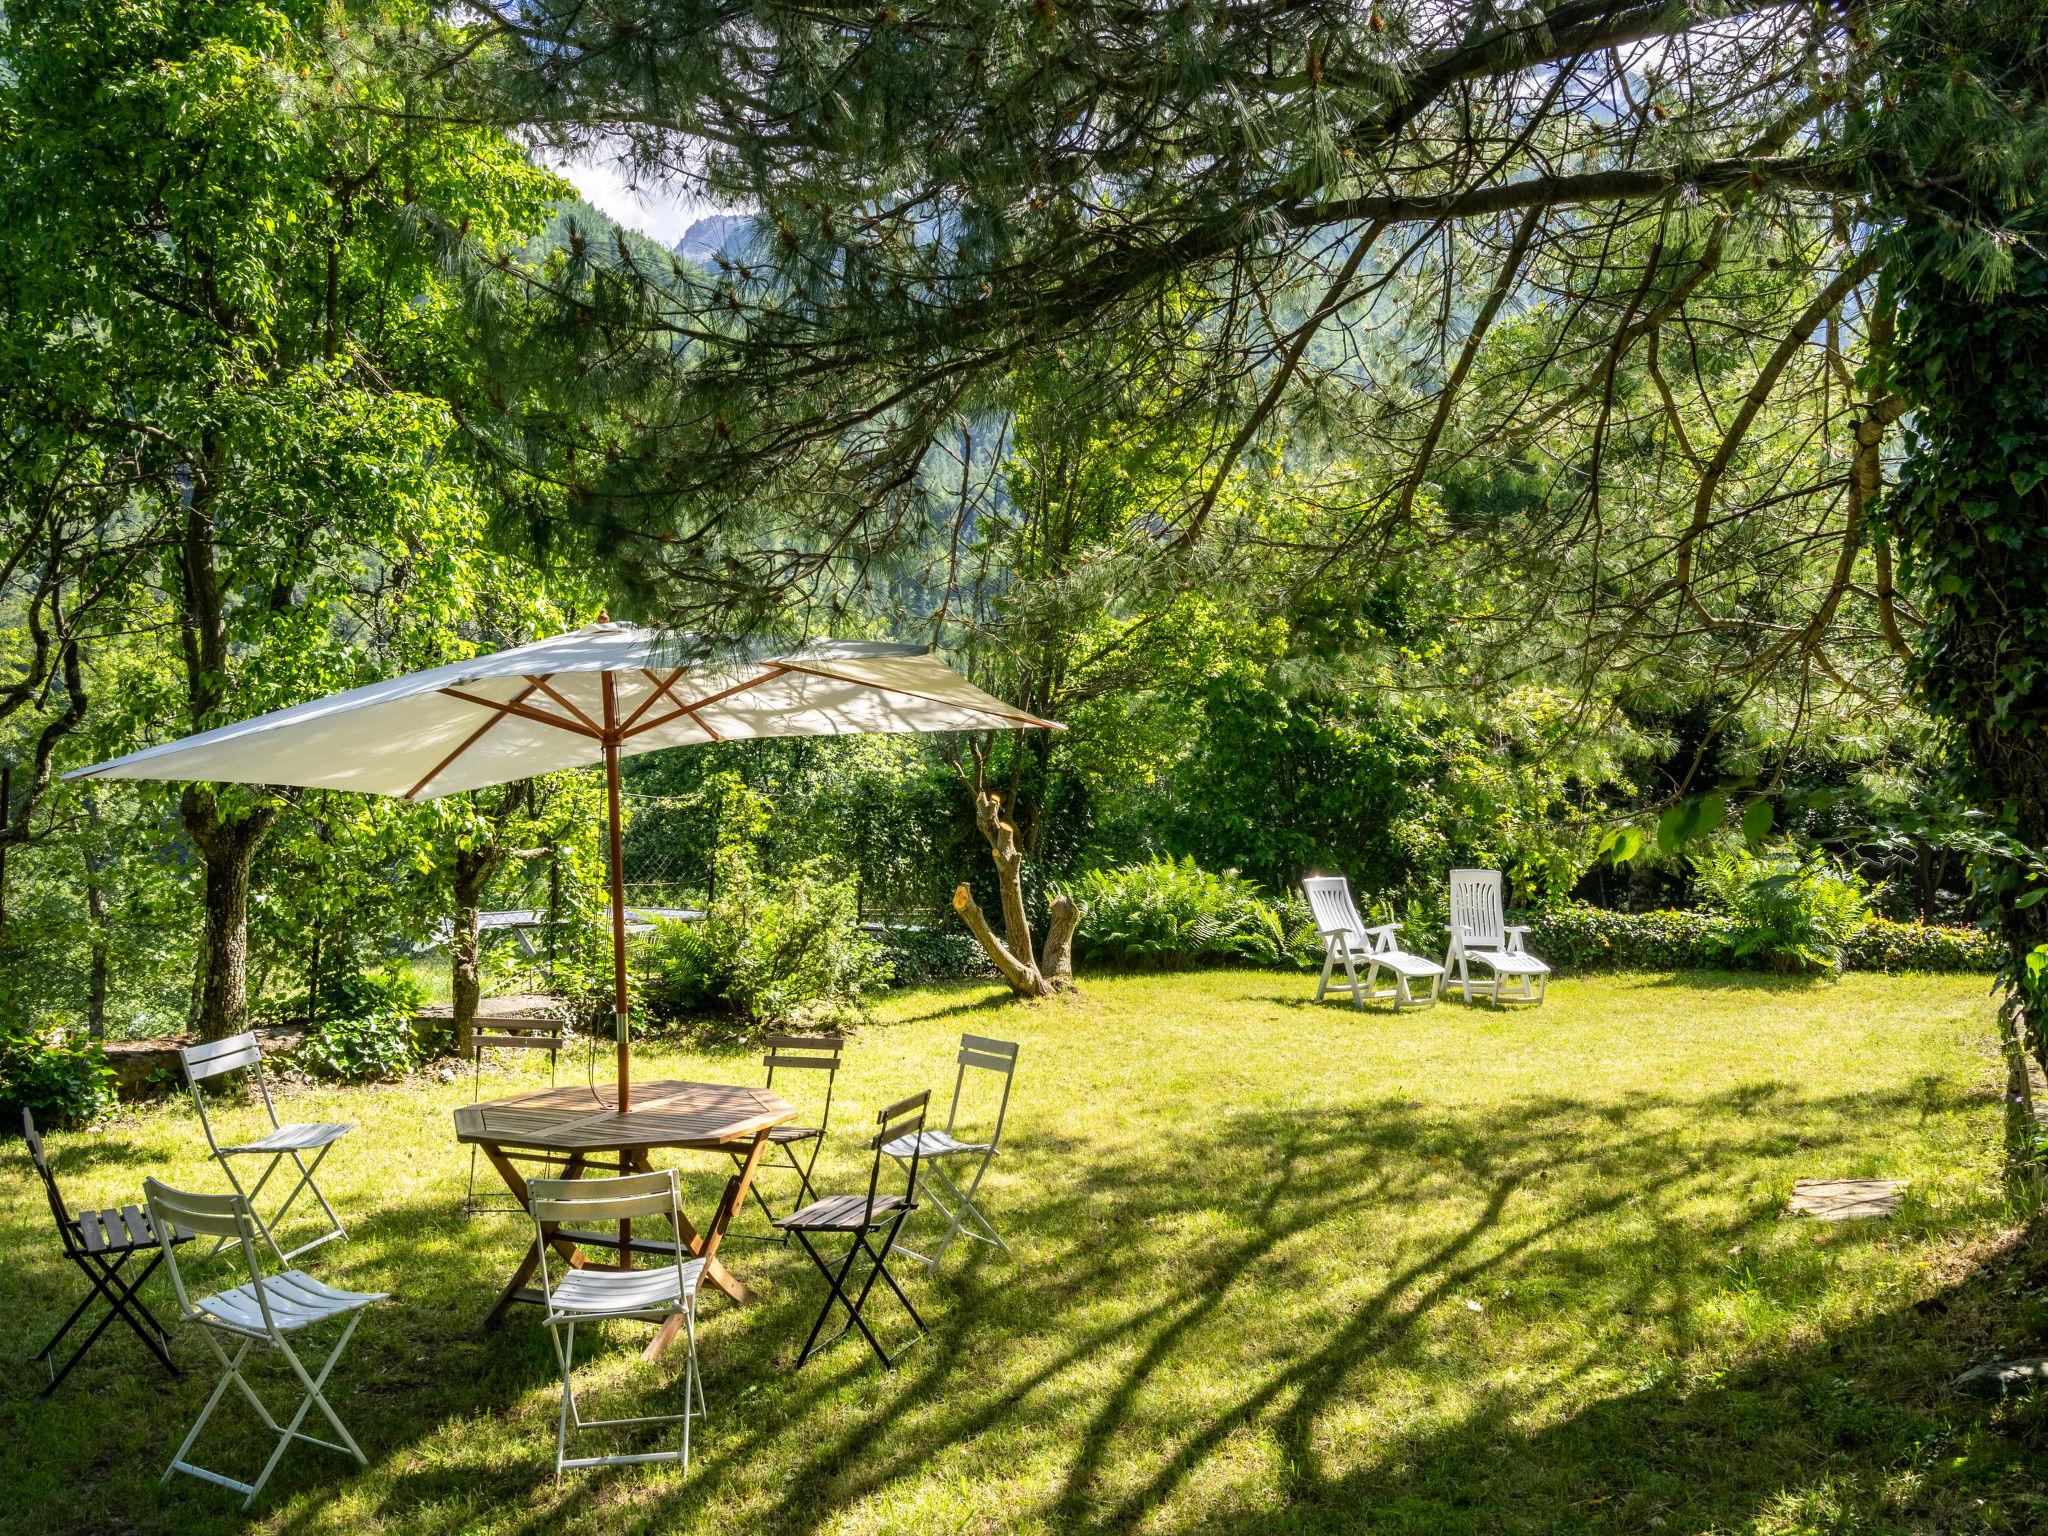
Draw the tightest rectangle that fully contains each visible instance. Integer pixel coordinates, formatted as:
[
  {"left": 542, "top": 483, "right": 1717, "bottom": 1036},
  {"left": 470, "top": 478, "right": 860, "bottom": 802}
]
[{"left": 68, "top": 618, "right": 1058, "bottom": 1111}]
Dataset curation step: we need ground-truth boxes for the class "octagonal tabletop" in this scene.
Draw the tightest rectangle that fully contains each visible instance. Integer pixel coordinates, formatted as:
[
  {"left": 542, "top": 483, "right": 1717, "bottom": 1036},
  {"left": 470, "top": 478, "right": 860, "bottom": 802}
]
[{"left": 454, "top": 1079, "right": 794, "bottom": 1155}]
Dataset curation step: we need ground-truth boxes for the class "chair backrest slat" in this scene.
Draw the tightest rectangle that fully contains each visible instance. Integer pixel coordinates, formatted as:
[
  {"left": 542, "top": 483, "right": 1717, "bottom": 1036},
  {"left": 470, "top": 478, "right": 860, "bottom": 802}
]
[
  {"left": 23, "top": 1109, "right": 75, "bottom": 1243},
  {"left": 1448, "top": 868, "right": 1507, "bottom": 948},
  {"left": 763, "top": 1033, "right": 842, "bottom": 1137},
  {"left": 473, "top": 1032, "right": 565, "bottom": 1053},
  {"left": 865, "top": 1089, "right": 931, "bottom": 1222},
  {"left": 1300, "top": 876, "right": 1368, "bottom": 942},
  {"left": 945, "top": 1032, "right": 1020, "bottom": 1147},
  {"left": 529, "top": 1169, "right": 678, "bottom": 1226},
  {"left": 180, "top": 1032, "right": 262, "bottom": 1082}
]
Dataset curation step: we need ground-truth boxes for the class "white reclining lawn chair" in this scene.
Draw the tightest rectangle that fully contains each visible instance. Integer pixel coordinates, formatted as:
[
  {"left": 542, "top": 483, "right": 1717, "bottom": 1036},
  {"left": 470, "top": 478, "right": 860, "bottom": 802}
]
[
  {"left": 1443, "top": 868, "right": 1551, "bottom": 1005},
  {"left": 144, "top": 1178, "right": 385, "bottom": 1510},
  {"left": 180, "top": 1032, "right": 353, "bottom": 1265},
  {"left": 1301, "top": 876, "right": 1444, "bottom": 1011}
]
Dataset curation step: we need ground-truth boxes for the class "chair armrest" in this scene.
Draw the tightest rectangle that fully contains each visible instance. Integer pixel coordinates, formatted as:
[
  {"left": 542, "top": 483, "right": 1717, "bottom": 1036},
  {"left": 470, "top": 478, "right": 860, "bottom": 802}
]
[
  {"left": 1361, "top": 923, "right": 1403, "bottom": 951},
  {"left": 1503, "top": 925, "right": 1532, "bottom": 953}
]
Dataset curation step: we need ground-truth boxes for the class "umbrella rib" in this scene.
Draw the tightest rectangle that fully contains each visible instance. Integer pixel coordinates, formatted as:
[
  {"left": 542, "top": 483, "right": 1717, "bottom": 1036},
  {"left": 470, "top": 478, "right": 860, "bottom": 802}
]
[
  {"left": 438, "top": 686, "right": 605, "bottom": 740},
  {"left": 525, "top": 675, "right": 604, "bottom": 735},
  {"left": 773, "top": 663, "right": 1060, "bottom": 729},
  {"left": 406, "top": 682, "right": 544, "bottom": 801},
  {"left": 618, "top": 667, "right": 688, "bottom": 733},
  {"left": 622, "top": 666, "right": 787, "bottom": 741}
]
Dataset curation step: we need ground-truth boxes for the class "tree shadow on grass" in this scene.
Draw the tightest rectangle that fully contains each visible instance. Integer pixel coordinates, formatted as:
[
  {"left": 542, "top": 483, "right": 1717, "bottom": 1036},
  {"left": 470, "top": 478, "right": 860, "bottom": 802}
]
[
  {"left": 8, "top": 1070, "right": 2024, "bottom": 1536},
  {"left": 454, "top": 1074, "right": 2018, "bottom": 1536}
]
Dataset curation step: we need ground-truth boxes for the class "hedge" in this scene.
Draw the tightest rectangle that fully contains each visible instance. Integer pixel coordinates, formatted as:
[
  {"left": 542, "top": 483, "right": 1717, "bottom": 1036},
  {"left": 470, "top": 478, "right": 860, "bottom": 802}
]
[
  {"left": 1525, "top": 902, "right": 1998, "bottom": 975},
  {"left": 1841, "top": 916, "right": 2002, "bottom": 974}
]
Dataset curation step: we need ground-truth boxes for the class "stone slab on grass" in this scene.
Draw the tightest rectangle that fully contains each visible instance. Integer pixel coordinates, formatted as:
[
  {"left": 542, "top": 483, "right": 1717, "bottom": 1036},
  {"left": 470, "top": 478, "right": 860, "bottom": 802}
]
[
  {"left": 1786, "top": 1177, "right": 1907, "bottom": 1221},
  {"left": 1955, "top": 1358, "right": 2048, "bottom": 1399}
]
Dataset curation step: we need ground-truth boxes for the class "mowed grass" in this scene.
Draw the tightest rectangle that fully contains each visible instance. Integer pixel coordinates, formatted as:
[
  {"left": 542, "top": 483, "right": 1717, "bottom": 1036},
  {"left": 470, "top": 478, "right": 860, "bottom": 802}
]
[{"left": 6, "top": 970, "right": 2047, "bottom": 1536}]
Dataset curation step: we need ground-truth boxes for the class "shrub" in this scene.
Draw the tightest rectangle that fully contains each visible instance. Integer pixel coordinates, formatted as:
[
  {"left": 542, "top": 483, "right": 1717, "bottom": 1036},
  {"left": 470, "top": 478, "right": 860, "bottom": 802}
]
[
  {"left": 875, "top": 925, "right": 993, "bottom": 987},
  {"left": 1691, "top": 844, "right": 1873, "bottom": 973},
  {"left": 643, "top": 781, "right": 887, "bottom": 1029},
  {"left": 0, "top": 1022, "right": 115, "bottom": 1128},
  {"left": 301, "top": 1011, "right": 427, "bottom": 1082},
  {"left": 1527, "top": 902, "right": 1998, "bottom": 975},
  {"left": 298, "top": 961, "right": 436, "bottom": 1081},
  {"left": 1842, "top": 917, "right": 2001, "bottom": 973},
  {"left": 1063, "top": 857, "right": 1322, "bottom": 970},
  {"left": 312, "top": 963, "right": 427, "bottom": 1028},
  {"left": 1528, "top": 904, "right": 1740, "bottom": 971}
]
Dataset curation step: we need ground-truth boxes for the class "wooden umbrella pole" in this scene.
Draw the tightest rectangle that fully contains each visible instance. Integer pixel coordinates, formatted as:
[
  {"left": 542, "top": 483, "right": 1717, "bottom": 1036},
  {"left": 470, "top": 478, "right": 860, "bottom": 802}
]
[
  {"left": 601, "top": 673, "right": 631, "bottom": 1271},
  {"left": 601, "top": 676, "right": 630, "bottom": 1114}
]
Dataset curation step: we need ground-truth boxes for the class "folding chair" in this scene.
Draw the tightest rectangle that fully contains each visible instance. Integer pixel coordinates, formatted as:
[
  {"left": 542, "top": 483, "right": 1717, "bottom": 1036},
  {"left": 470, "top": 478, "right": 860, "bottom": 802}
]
[
  {"left": 179, "top": 1032, "right": 353, "bottom": 1265},
  {"left": 23, "top": 1107, "right": 191, "bottom": 1394},
  {"left": 777, "top": 1089, "right": 930, "bottom": 1369},
  {"left": 1302, "top": 875, "right": 1445, "bottom": 1011},
  {"left": 143, "top": 1177, "right": 385, "bottom": 1510},
  {"left": 729, "top": 1033, "right": 842, "bottom": 1240},
  {"left": 1443, "top": 867, "right": 1552, "bottom": 1005},
  {"left": 463, "top": 1015, "right": 567, "bottom": 1215},
  {"left": 886, "top": 1034, "right": 1019, "bottom": 1268},
  {"left": 526, "top": 1169, "right": 706, "bottom": 1483}
]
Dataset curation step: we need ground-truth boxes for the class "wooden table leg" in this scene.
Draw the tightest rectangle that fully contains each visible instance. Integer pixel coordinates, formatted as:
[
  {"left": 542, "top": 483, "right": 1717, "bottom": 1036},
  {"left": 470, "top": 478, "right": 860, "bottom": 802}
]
[
  {"left": 643, "top": 1129, "right": 772, "bottom": 1359},
  {"left": 481, "top": 1147, "right": 587, "bottom": 1330}
]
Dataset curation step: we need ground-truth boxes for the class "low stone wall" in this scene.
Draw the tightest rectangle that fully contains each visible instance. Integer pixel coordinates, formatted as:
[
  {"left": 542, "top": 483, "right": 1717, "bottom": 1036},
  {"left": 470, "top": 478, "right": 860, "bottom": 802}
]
[
  {"left": 104, "top": 996, "right": 570, "bottom": 1101},
  {"left": 103, "top": 1023, "right": 314, "bottom": 1102}
]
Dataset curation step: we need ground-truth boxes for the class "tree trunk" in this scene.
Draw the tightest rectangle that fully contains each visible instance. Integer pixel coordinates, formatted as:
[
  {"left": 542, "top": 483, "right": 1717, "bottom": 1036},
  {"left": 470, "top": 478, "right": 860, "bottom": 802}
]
[
  {"left": 953, "top": 790, "right": 1078, "bottom": 998},
  {"left": 182, "top": 787, "right": 275, "bottom": 1041},
  {"left": 82, "top": 788, "right": 108, "bottom": 1039},
  {"left": 451, "top": 845, "right": 493, "bottom": 1060},
  {"left": 1886, "top": 198, "right": 2048, "bottom": 1182}
]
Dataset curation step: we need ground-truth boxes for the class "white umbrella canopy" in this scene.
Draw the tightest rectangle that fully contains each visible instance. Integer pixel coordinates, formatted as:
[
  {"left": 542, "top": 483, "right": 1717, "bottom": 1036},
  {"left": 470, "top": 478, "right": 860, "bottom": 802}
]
[
  {"left": 69, "top": 620, "right": 1055, "bottom": 799},
  {"left": 69, "top": 619, "right": 1057, "bottom": 1110}
]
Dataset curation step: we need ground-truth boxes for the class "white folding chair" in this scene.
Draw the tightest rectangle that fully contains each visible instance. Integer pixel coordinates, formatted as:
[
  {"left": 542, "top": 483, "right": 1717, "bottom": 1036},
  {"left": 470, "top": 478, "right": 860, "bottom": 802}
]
[
  {"left": 1443, "top": 867, "right": 1552, "bottom": 1004},
  {"left": 144, "top": 1178, "right": 385, "bottom": 1511},
  {"left": 180, "top": 1032, "right": 353, "bottom": 1265},
  {"left": 1301, "top": 876, "right": 1444, "bottom": 1010},
  {"left": 886, "top": 1034, "right": 1017, "bottom": 1268},
  {"left": 527, "top": 1169, "right": 706, "bottom": 1483}
]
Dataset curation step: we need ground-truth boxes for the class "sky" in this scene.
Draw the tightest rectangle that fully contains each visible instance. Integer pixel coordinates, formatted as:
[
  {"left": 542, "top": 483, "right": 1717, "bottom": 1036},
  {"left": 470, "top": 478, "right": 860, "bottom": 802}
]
[{"left": 538, "top": 143, "right": 721, "bottom": 247}]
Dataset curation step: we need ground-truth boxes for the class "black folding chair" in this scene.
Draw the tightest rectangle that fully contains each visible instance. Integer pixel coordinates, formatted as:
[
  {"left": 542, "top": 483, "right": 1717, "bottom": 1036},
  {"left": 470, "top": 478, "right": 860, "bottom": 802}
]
[
  {"left": 775, "top": 1089, "right": 931, "bottom": 1370},
  {"left": 22, "top": 1107, "right": 191, "bottom": 1394},
  {"left": 730, "top": 1033, "right": 842, "bottom": 1241}
]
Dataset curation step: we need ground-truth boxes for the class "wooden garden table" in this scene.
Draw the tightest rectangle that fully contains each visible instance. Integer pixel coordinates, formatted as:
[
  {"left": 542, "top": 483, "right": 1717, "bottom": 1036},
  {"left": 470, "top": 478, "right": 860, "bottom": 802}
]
[{"left": 454, "top": 1079, "right": 794, "bottom": 1358}]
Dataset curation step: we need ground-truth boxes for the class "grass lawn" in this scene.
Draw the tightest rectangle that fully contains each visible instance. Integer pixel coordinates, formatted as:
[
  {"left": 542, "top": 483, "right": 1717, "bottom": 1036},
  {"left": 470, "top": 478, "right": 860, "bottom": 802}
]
[{"left": 7, "top": 970, "right": 2046, "bottom": 1535}]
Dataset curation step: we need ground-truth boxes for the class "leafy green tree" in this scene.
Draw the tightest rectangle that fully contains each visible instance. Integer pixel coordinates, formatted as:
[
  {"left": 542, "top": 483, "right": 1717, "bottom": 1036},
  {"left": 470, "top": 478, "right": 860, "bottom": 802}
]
[{"left": 0, "top": 0, "right": 564, "bottom": 1036}]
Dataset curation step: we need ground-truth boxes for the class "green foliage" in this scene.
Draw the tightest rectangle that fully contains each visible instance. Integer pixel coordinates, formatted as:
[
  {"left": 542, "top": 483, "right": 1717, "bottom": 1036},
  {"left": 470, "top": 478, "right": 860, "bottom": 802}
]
[
  {"left": 1530, "top": 902, "right": 1996, "bottom": 977},
  {"left": 1690, "top": 845, "right": 1875, "bottom": 974},
  {"left": 298, "top": 961, "right": 437, "bottom": 1082},
  {"left": 0, "top": 1023, "right": 114, "bottom": 1128},
  {"left": 642, "top": 778, "right": 886, "bottom": 1030},
  {"left": 1163, "top": 667, "right": 1634, "bottom": 909},
  {"left": 300, "top": 1013, "right": 428, "bottom": 1084},
  {"left": 1841, "top": 918, "right": 2001, "bottom": 975},
  {"left": 1064, "top": 857, "right": 1318, "bottom": 971},
  {"left": 875, "top": 926, "right": 992, "bottom": 987},
  {"left": 312, "top": 964, "right": 428, "bottom": 1029},
  {"left": 1529, "top": 905, "right": 1742, "bottom": 973}
]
